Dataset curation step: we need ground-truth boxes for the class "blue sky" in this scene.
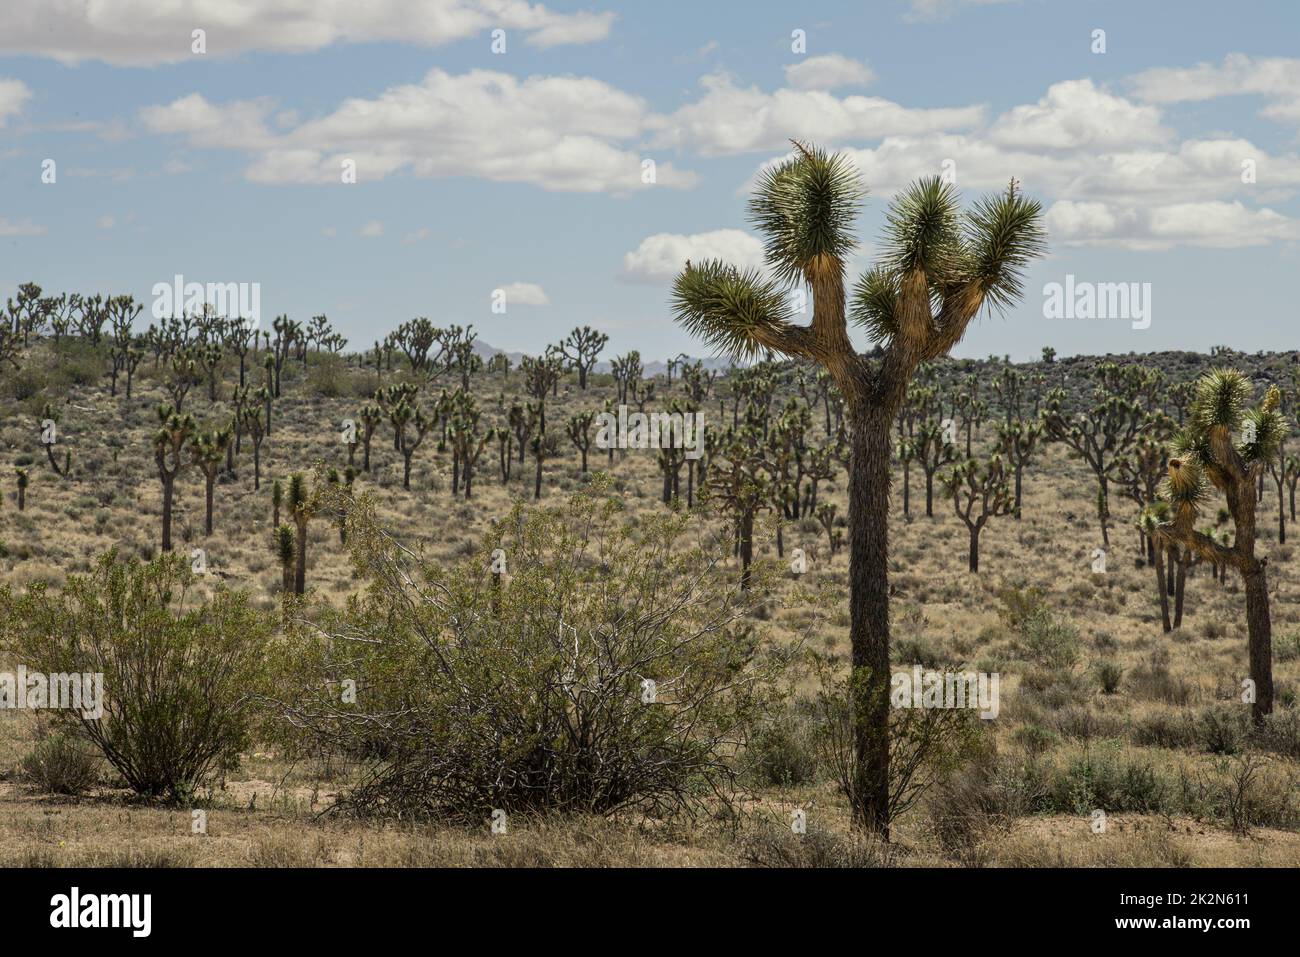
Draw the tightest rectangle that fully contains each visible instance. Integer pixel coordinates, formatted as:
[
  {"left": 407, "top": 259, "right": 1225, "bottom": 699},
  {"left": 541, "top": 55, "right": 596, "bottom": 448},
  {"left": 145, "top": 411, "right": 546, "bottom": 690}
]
[{"left": 1, "top": 0, "right": 1297, "bottom": 361}]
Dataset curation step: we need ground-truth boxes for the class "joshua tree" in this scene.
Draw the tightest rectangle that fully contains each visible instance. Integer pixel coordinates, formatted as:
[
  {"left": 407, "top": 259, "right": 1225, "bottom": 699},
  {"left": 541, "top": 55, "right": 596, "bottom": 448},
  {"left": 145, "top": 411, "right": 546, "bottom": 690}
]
[
  {"left": 560, "top": 326, "right": 609, "bottom": 390},
  {"left": 702, "top": 428, "right": 771, "bottom": 591},
  {"left": 1153, "top": 370, "right": 1286, "bottom": 725},
  {"left": 190, "top": 423, "right": 234, "bottom": 536},
  {"left": 274, "top": 524, "right": 296, "bottom": 595},
  {"left": 1043, "top": 386, "right": 1153, "bottom": 547},
  {"left": 567, "top": 410, "right": 596, "bottom": 474},
  {"left": 14, "top": 467, "right": 28, "bottom": 511},
  {"left": 914, "top": 418, "right": 956, "bottom": 517},
  {"left": 240, "top": 401, "right": 266, "bottom": 490},
  {"left": 449, "top": 394, "right": 490, "bottom": 499},
  {"left": 272, "top": 478, "right": 283, "bottom": 528},
  {"left": 391, "top": 400, "right": 433, "bottom": 490},
  {"left": 996, "top": 419, "right": 1042, "bottom": 519},
  {"left": 359, "top": 404, "right": 383, "bottom": 472},
  {"left": 287, "top": 472, "right": 317, "bottom": 596},
  {"left": 943, "top": 455, "right": 1013, "bottom": 572},
  {"left": 816, "top": 501, "right": 842, "bottom": 555},
  {"left": 154, "top": 404, "right": 196, "bottom": 552},
  {"left": 38, "top": 404, "right": 71, "bottom": 477},
  {"left": 671, "top": 142, "right": 1046, "bottom": 834}
]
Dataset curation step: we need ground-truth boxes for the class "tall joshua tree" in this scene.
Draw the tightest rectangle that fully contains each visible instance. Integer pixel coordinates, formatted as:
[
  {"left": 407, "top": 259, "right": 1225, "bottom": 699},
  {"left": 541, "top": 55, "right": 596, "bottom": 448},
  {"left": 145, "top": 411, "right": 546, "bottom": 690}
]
[
  {"left": 1154, "top": 370, "right": 1286, "bottom": 726},
  {"left": 671, "top": 141, "right": 1046, "bottom": 835}
]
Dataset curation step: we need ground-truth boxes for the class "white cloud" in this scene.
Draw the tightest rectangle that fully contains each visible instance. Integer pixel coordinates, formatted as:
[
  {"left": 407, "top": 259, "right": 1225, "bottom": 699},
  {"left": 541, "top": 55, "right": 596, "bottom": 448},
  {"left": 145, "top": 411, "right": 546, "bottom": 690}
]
[
  {"left": 0, "top": 218, "right": 46, "bottom": 236},
  {"left": 0, "top": 79, "right": 32, "bottom": 126},
  {"left": 0, "top": 0, "right": 614, "bottom": 66},
  {"left": 654, "top": 71, "right": 984, "bottom": 157},
  {"left": 621, "top": 229, "right": 766, "bottom": 284},
  {"left": 97, "top": 215, "right": 116, "bottom": 229},
  {"left": 141, "top": 69, "right": 698, "bottom": 194},
  {"left": 784, "top": 54, "right": 875, "bottom": 91},
  {"left": 989, "top": 79, "right": 1170, "bottom": 150},
  {"left": 1129, "top": 54, "right": 1300, "bottom": 125},
  {"left": 1046, "top": 199, "right": 1299, "bottom": 250},
  {"left": 498, "top": 282, "right": 549, "bottom": 306},
  {"left": 360, "top": 220, "right": 384, "bottom": 237},
  {"left": 402, "top": 227, "right": 431, "bottom": 244}
]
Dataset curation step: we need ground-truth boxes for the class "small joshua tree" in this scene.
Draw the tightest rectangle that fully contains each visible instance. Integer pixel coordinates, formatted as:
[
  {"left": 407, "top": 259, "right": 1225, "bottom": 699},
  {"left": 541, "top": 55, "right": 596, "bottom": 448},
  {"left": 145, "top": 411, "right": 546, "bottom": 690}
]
[
  {"left": 943, "top": 455, "right": 1013, "bottom": 572},
  {"left": 154, "top": 405, "right": 196, "bottom": 552},
  {"left": 567, "top": 410, "right": 595, "bottom": 474},
  {"left": 358, "top": 404, "right": 383, "bottom": 472},
  {"left": 1154, "top": 370, "right": 1286, "bottom": 725},
  {"left": 996, "top": 418, "right": 1042, "bottom": 519},
  {"left": 39, "top": 404, "right": 71, "bottom": 478},
  {"left": 559, "top": 326, "right": 609, "bottom": 390},
  {"left": 275, "top": 524, "right": 296, "bottom": 595},
  {"left": 14, "top": 467, "right": 28, "bottom": 511},
  {"left": 191, "top": 423, "right": 234, "bottom": 536},
  {"left": 240, "top": 401, "right": 266, "bottom": 490},
  {"left": 271, "top": 478, "right": 283, "bottom": 527},
  {"left": 287, "top": 473, "right": 317, "bottom": 596},
  {"left": 915, "top": 418, "right": 956, "bottom": 517}
]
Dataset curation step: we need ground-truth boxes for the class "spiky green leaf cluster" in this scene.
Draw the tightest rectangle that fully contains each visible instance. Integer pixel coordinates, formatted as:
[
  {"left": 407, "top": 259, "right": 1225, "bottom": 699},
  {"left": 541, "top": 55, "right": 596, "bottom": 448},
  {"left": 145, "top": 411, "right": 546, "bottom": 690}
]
[
  {"left": 671, "top": 260, "right": 794, "bottom": 363},
  {"left": 748, "top": 142, "right": 864, "bottom": 286}
]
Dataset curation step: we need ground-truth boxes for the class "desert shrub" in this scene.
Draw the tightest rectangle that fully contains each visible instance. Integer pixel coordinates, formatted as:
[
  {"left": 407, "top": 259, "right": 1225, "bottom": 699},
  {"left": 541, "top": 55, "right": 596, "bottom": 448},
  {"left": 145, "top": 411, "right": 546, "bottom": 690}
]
[
  {"left": 1128, "top": 649, "right": 1196, "bottom": 705},
  {"left": 1196, "top": 704, "right": 1247, "bottom": 755},
  {"left": 1094, "top": 660, "right": 1123, "bottom": 694},
  {"left": 0, "top": 550, "right": 274, "bottom": 801},
  {"left": 1249, "top": 707, "right": 1300, "bottom": 759},
  {"left": 1013, "top": 723, "right": 1061, "bottom": 757},
  {"left": 1047, "top": 744, "right": 1168, "bottom": 815},
  {"left": 809, "top": 654, "right": 989, "bottom": 828},
  {"left": 271, "top": 479, "right": 789, "bottom": 822},
  {"left": 927, "top": 743, "right": 1008, "bottom": 866},
  {"left": 748, "top": 711, "right": 819, "bottom": 787},
  {"left": 739, "top": 818, "right": 894, "bottom": 868},
  {"left": 21, "top": 730, "right": 101, "bottom": 795},
  {"left": 1020, "top": 608, "right": 1080, "bottom": 670}
]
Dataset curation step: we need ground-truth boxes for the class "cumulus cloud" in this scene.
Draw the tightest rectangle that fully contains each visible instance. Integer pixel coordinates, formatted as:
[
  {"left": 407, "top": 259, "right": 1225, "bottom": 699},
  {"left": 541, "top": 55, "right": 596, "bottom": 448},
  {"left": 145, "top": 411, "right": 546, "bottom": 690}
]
[
  {"left": 621, "top": 229, "right": 766, "bottom": 284},
  {"left": 653, "top": 72, "right": 984, "bottom": 156},
  {"left": 497, "top": 282, "right": 549, "bottom": 306},
  {"left": 783, "top": 54, "right": 875, "bottom": 91},
  {"left": 1129, "top": 54, "right": 1300, "bottom": 125},
  {"left": 360, "top": 220, "right": 384, "bottom": 237},
  {"left": 0, "top": 79, "right": 32, "bottom": 126},
  {"left": 0, "top": 0, "right": 614, "bottom": 65},
  {"left": 141, "top": 69, "right": 698, "bottom": 194},
  {"left": 1047, "top": 199, "right": 1299, "bottom": 250},
  {"left": 988, "top": 79, "right": 1170, "bottom": 150}
]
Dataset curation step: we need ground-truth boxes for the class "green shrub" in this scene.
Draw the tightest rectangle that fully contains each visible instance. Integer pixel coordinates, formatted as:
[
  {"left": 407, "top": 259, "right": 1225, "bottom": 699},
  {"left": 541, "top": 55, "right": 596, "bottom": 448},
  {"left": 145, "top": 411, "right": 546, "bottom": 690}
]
[
  {"left": 21, "top": 731, "right": 101, "bottom": 795},
  {"left": 0, "top": 550, "right": 274, "bottom": 801},
  {"left": 273, "top": 479, "right": 788, "bottom": 821}
]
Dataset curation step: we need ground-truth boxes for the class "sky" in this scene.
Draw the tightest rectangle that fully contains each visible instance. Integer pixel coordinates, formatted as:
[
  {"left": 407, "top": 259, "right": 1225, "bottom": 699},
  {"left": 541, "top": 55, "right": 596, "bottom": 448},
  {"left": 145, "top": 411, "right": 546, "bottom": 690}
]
[{"left": 0, "top": 0, "right": 1297, "bottom": 363}]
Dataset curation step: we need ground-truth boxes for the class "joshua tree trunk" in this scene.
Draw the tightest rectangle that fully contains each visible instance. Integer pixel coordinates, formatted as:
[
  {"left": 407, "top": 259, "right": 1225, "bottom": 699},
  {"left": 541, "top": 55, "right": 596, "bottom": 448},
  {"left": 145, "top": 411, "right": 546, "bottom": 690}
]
[
  {"left": 968, "top": 527, "right": 981, "bottom": 572},
  {"left": 161, "top": 478, "right": 175, "bottom": 552},
  {"left": 294, "top": 519, "right": 307, "bottom": 595},
  {"left": 1244, "top": 566, "right": 1274, "bottom": 722},
  {"left": 738, "top": 509, "right": 755, "bottom": 590},
  {"left": 204, "top": 477, "right": 215, "bottom": 536},
  {"left": 848, "top": 403, "right": 893, "bottom": 837},
  {"left": 1173, "top": 551, "right": 1186, "bottom": 628},
  {"left": 1153, "top": 544, "right": 1171, "bottom": 633}
]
